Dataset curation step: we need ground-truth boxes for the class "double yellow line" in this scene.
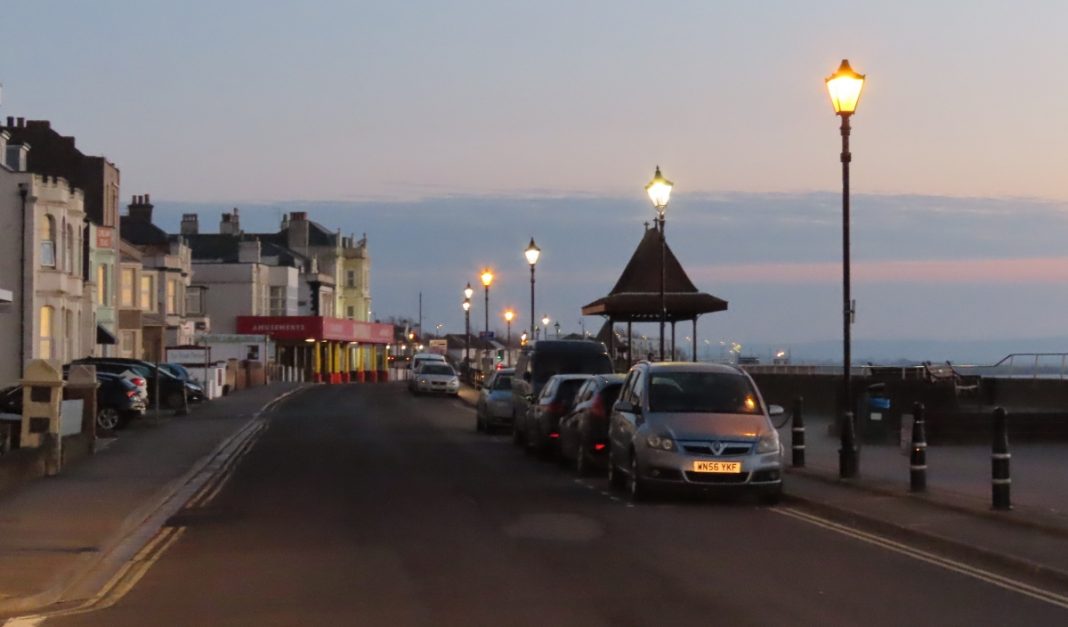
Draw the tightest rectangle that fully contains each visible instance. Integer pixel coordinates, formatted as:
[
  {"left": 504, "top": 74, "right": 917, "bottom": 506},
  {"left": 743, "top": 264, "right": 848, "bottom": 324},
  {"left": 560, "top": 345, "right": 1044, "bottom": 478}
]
[{"left": 775, "top": 506, "right": 1068, "bottom": 611}]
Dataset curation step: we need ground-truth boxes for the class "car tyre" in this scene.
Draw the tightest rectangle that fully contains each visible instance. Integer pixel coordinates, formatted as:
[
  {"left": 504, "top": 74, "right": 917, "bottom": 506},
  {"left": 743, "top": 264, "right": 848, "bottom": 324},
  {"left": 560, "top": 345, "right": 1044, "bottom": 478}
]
[
  {"left": 512, "top": 418, "right": 525, "bottom": 447},
  {"left": 575, "top": 442, "right": 591, "bottom": 477},
  {"left": 608, "top": 453, "right": 626, "bottom": 489},
  {"left": 628, "top": 451, "right": 651, "bottom": 502},
  {"left": 96, "top": 407, "right": 121, "bottom": 433},
  {"left": 165, "top": 391, "right": 184, "bottom": 410},
  {"left": 758, "top": 484, "right": 783, "bottom": 506},
  {"left": 476, "top": 412, "right": 485, "bottom": 433}
]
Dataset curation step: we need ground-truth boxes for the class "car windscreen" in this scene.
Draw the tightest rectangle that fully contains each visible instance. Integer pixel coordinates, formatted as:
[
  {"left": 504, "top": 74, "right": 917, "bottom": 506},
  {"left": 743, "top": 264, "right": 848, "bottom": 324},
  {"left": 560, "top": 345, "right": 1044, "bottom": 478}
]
[
  {"left": 493, "top": 375, "right": 513, "bottom": 390},
  {"left": 600, "top": 382, "right": 624, "bottom": 407},
  {"left": 555, "top": 379, "right": 588, "bottom": 406},
  {"left": 421, "top": 365, "right": 455, "bottom": 376},
  {"left": 533, "top": 353, "right": 612, "bottom": 385},
  {"left": 647, "top": 372, "right": 762, "bottom": 414}
]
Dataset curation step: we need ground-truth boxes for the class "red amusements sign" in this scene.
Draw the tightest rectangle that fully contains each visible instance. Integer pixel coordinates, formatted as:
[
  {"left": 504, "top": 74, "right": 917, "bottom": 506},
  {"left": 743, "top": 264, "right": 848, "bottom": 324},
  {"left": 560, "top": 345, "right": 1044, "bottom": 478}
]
[{"left": 236, "top": 316, "right": 394, "bottom": 344}]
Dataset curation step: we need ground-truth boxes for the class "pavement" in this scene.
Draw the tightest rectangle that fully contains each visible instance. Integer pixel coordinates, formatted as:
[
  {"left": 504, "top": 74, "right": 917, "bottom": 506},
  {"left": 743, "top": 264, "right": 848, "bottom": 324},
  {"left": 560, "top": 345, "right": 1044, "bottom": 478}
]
[
  {"left": 459, "top": 383, "right": 1068, "bottom": 587},
  {"left": 0, "top": 382, "right": 304, "bottom": 617}
]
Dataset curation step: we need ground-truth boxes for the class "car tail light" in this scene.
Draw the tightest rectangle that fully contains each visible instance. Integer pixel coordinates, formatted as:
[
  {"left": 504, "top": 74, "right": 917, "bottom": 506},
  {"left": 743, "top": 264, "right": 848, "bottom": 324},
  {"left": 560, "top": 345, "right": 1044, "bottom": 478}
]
[
  {"left": 590, "top": 394, "right": 606, "bottom": 419},
  {"left": 126, "top": 390, "right": 137, "bottom": 398},
  {"left": 593, "top": 443, "right": 607, "bottom": 451},
  {"left": 549, "top": 432, "right": 560, "bottom": 439},
  {"left": 133, "top": 377, "right": 145, "bottom": 386}
]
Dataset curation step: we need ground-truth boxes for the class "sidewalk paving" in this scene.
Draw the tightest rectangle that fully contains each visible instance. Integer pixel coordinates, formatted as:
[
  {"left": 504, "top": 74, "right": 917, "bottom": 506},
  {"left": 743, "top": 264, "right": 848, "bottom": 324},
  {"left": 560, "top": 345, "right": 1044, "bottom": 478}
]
[{"left": 0, "top": 382, "right": 303, "bottom": 616}]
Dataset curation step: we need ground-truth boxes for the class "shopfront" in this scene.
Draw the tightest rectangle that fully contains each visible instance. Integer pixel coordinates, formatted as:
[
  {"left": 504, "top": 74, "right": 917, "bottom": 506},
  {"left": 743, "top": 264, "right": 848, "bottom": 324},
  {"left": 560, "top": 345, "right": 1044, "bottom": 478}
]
[{"left": 236, "top": 316, "right": 394, "bottom": 383}]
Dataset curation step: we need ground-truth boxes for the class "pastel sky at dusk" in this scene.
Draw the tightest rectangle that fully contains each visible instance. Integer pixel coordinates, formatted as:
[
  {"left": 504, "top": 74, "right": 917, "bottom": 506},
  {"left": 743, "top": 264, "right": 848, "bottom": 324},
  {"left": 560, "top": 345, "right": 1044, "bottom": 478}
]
[{"left": 4, "top": 1, "right": 1068, "bottom": 361}]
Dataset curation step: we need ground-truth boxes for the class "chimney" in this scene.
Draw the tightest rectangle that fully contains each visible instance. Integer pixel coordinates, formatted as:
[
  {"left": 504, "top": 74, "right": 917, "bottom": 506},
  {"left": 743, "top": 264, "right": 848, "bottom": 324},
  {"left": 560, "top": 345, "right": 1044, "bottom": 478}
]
[
  {"left": 286, "top": 211, "right": 310, "bottom": 252},
  {"left": 128, "top": 193, "right": 154, "bottom": 222},
  {"left": 238, "top": 238, "right": 261, "bottom": 264},
  {"left": 180, "top": 213, "right": 199, "bottom": 235},
  {"left": 219, "top": 208, "right": 241, "bottom": 235},
  {"left": 4, "top": 117, "right": 12, "bottom": 127}
]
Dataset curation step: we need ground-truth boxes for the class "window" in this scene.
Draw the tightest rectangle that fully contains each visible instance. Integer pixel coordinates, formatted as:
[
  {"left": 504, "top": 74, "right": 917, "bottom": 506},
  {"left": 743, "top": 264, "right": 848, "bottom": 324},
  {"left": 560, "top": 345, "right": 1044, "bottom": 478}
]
[
  {"left": 120, "top": 331, "right": 136, "bottom": 358},
  {"left": 65, "top": 309, "right": 74, "bottom": 361},
  {"left": 186, "top": 288, "right": 203, "bottom": 316},
  {"left": 39, "top": 306, "right": 54, "bottom": 358},
  {"left": 64, "top": 224, "right": 74, "bottom": 274},
  {"left": 346, "top": 270, "right": 356, "bottom": 288},
  {"left": 647, "top": 371, "right": 761, "bottom": 414},
  {"left": 40, "top": 215, "right": 56, "bottom": 267},
  {"left": 97, "top": 264, "right": 109, "bottom": 306},
  {"left": 120, "top": 268, "right": 136, "bottom": 307},
  {"left": 140, "top": 274, "right": 156, "bottom": 311},
  {"left": 269, "top": 286, "right": 286, "bottom": 316},
  {"left": 347, "top": 306, "right": 355, "bottom": 319},
  {"left": 166, "top": 279, "right": 177, "bottom": 313}
]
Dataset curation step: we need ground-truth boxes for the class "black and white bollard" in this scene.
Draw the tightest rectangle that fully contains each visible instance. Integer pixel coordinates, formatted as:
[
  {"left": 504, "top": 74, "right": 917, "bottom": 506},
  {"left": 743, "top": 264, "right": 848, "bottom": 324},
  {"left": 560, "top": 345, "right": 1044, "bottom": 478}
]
[
  {"left": 909, "top": 402, "right": 927, "bottom": 492},
  {"left": 791, "top": 396, "right": 806, "bottom": 467},
  {"left": 991, "top": 407, "right": 1012, "bottom": 510}
]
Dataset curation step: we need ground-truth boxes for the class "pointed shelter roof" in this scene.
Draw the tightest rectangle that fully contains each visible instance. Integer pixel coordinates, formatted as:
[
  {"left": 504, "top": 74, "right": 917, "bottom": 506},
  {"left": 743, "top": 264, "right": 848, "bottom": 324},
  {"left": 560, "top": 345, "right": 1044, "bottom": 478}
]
[{"left": 581, "top": 226, "right": 728, "bottom": 321}]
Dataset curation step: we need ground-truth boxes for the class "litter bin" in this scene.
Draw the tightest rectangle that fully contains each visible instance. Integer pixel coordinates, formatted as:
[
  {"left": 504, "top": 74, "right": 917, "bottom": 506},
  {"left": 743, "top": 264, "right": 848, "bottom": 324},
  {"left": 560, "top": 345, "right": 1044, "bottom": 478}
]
[{"left": 858, "top": 382, "right": 892, "bottom": 443}]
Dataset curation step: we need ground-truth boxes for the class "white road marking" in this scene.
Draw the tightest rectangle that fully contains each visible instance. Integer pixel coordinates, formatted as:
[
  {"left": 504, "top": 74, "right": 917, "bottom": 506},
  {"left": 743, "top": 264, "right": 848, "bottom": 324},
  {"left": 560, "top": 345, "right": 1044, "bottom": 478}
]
[{"left": 774, "top": 506, "right": 1068, "bottom": 611}]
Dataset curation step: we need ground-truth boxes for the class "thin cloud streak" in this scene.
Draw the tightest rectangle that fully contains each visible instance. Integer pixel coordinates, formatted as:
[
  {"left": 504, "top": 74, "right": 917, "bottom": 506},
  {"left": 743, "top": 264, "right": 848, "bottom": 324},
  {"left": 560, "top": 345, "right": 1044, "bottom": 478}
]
[{"left": 697, "top": 257, "right": 1068, "bottom": 285}]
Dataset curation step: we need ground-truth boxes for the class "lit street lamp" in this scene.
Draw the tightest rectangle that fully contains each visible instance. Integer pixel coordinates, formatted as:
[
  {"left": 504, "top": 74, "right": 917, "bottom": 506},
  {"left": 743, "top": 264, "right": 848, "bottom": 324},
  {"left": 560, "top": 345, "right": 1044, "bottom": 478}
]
[
  {"left": 826, "top": 58, "right": 865, "bottom": 479},
  {"left": 503, "top": 309, "right": 515, "bottom": 365},
  {"left": 524, "top": 238, "right": 541, "bottom": 338},
  {"left": 541, "top": 314, "right": 550, "bottom": 341},
  {"left": 646, "top": 166, "right": 673, "bottom": 361},
  {"left": 462, "top": 297, "right": 472, "bottom": 366},
  {"left": 520, "top": 331, "right": 528, "bottom": 346}
]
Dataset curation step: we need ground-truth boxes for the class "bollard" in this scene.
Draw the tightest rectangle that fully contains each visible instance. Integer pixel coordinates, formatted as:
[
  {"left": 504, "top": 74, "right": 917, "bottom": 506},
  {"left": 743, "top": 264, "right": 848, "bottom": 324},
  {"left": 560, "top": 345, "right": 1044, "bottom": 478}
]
[
  {"left": 991, "top": 407, "right": 1012, "bottom": 510},
  {"left": 838, "top": 410, "right": 858, "bottom": 478},
  {"left": 909, "top": 402, "right": 927, "bottom": 492},
  {"left": 791, "top": 396, "right": 805, "bottom": 467}
]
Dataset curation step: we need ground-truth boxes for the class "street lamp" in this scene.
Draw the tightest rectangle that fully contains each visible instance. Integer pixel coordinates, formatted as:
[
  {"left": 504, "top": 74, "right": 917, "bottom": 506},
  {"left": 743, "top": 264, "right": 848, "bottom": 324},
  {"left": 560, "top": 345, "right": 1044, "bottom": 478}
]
[
  {"left": 524, "top": 238, "right": 541, "bottom": 338},
  {"left": 646, "top": 166, "right": 673, "bottom": 361},
  {"left": 826, "top": 58, "right": 866, "bottom": 479},
  {"left": 553, "top": 321, "right": 560, "bottom": 339},
  {"left": 480, "top": 268, "right": 494, "bottom": 337},
  {"left": 520, "top": 331, "right": 528, "bottom": 346},
  {"left": 462, "top": 298, "right": 471, "bottom": 365},
  {"left": 541, "top": 314, "right": 550, "bottom": 340},
  {"left": 503, "top": 309, "right": 515, "bottom": 365}
]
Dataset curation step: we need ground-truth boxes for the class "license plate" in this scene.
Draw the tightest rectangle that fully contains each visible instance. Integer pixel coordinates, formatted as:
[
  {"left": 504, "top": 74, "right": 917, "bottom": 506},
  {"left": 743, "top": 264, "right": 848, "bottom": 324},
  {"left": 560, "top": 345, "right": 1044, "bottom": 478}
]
[{"left": 692, "top": 460, "right": 741, "bottom": 473}]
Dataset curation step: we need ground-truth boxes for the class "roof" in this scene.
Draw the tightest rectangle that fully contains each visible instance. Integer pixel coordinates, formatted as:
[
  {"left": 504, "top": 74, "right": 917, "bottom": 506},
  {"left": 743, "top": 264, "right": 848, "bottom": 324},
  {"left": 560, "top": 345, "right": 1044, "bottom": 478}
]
[
  {"left": 120, "top": 216, "right": 170, "bottom": 247},
  {"left": 581, "top": 226, "right": 728, "bottom": 321}
]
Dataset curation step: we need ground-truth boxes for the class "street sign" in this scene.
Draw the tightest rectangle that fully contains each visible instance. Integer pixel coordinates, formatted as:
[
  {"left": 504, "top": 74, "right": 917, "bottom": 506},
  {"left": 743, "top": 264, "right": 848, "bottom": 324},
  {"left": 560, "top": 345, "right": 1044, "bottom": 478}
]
[{"left": 478, "top": 331, "right": 495, "bottom": 339}]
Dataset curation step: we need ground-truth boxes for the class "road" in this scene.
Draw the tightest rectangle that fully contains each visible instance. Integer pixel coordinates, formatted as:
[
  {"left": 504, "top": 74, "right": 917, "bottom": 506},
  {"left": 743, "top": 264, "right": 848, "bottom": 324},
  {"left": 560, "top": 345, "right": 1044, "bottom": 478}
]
[{"left": 42, "top": 384, "right": 1068, "bottom": 626}]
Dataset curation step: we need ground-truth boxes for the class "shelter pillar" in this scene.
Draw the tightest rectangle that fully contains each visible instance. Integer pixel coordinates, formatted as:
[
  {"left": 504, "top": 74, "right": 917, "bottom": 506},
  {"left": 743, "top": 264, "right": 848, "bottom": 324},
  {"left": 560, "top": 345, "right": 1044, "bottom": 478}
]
[
  {"left": 312, "top": 341, "right": 322, "bottom": 383},
  {"left": 378, "top": 344, "right": 389, "bottom": 382},
  {"left": 671, "top": 321, "right": 677, "bottom": 361},
  {"left": 693, "top": 318, "right": 698, "bottom": 362}
]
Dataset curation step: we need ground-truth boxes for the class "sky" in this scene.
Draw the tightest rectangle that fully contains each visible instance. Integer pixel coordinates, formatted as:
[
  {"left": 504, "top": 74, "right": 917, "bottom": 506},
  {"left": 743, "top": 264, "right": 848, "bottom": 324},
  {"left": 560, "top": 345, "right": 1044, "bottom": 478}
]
[{"left": 4, "top": 1, "right": 1068, "bottom": 362}]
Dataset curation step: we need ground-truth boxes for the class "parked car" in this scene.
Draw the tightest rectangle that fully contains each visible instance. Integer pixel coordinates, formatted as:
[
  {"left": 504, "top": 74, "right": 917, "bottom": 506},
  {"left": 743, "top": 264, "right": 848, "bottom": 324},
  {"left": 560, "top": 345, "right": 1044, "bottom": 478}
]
[
  {"left": 159, "top": 363, "right": 204, "bottom": 401},
  {"left": 408, "top": 353, "right": 447, "bottom": 391},
  {"left": 511, "top": 340, "right": 613, "bottom": 438},
  {"left": 475, "top": 368, "right": 515, "bottom": 433},
  {"left": 71, "top": 358, "right": 197, "bottom": 409},
  {"left": 558, "top": 373, "right": 626, "bottom": 475},
  {"left": 516, "top": 373, "right": 592, "bottom": 456},
  {"left": 0, "top": 373, "right": 145, "bottom": 434},
  {"left": 607, "top": 362, "right": 784, "bottom": 503},
  {"left": 65, "top": 362, "right": 147, "bottom": 402},
  {"left": 410, "top": 363, "right": 460, "bottom": 396}
]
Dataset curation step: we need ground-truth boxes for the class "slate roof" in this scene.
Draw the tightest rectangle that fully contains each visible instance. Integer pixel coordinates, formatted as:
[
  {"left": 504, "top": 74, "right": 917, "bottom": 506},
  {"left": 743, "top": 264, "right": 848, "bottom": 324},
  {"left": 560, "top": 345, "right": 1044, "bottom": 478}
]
[
  {"left": 581, "top": 226, "right": 728, "bottom": 321},
  {"left": 120, "top": 216, "right": 171, "bottom": 247}
]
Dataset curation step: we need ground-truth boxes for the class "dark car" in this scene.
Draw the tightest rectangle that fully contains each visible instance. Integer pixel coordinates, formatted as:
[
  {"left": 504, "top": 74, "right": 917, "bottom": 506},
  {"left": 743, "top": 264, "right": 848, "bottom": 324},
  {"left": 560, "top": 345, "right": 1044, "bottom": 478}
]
[
  {"left": 516, "top": 373, "right": 592, "bottom": 456},
  {"left": 0, "top": 373, "right": 145, "bottom": 434},
  {"left": 72, "top": 358, "right": 196, "bottom": 409},
  {"left": 558, "top": 374, "right": 626, "bottom": 475},
  {"left": 511, "top": 340, "right": 613, "bottom": 443}
]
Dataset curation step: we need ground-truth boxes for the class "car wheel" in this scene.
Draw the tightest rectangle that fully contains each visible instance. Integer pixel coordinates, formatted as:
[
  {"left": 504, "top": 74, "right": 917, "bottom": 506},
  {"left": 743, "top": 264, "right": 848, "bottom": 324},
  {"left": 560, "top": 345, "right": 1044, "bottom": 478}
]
[
  {"left": 512, "top": 417, "right": 525, "bottom": 446},
  {"left": 575, "top": 441, "right": 590, "bottom": 477},
  {"left": 628, "top": 450, "right": 650, "bottom": 502},
  {"left": 759, "top": 484, "right": 783, "bottom": 506},
  {"left": 96, "top": 407, "right": 121, "bottom": 433},
  {"left": 165, "top": 391, "right": 185, "bottom": 410},
  {"left": 476, "top": 411, "right": 485, "bottom": 433},
  {"left": 608, "top": 451, "right": 626, "bottom": 489}
]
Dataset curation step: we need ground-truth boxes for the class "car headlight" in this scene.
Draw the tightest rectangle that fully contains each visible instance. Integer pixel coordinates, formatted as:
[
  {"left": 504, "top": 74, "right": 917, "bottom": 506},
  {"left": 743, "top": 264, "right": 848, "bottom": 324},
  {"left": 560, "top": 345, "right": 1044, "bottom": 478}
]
[
  {"left": 419, "top": 378, "right": 428, "bottom": 384},
  {"left": 645, "top": 434, "right": 677, "bottom": 452},
  {"left": 755, "top": 432, "right": 781, "bottom": 454}
]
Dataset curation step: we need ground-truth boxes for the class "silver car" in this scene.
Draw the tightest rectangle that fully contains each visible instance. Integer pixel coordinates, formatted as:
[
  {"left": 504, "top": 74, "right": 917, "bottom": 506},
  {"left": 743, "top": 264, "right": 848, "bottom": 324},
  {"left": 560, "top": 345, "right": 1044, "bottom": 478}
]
[
  {"left": 411, "top": 363, "right": 460, "bottom": 396},
  {"left": 476, "top": 368, "right": 515, "bottom": 433},
  {"left": 608, "top": 362, "right": 784, "bottom": 503}
]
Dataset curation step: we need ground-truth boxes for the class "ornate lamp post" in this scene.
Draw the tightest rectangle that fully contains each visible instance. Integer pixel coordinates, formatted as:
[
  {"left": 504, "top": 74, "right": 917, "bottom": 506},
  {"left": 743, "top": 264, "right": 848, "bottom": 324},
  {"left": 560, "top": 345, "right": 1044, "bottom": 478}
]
[
  {"left": 524, "top": 238, "right": 541, "bottom": 338},
  {"left": 462, "top": 298, "right": 471, "bottom": 363},
  {"left": 553, "top": 321, "right": 560, "bottom": 339},
  {"left": 520, "top": 331, "right": 528, "bottom": 346},
  {"left": 646, "top": 166, "right": 673, "bottom": 361},
  {"left": 826, "top": 58, "right": 866, "bottom": 479},
  {"left": 503, "top": 309, "right": 515, "bottom": 365},
  {"left": 541, "top": 314, "right": 550, "bottom": 341}
]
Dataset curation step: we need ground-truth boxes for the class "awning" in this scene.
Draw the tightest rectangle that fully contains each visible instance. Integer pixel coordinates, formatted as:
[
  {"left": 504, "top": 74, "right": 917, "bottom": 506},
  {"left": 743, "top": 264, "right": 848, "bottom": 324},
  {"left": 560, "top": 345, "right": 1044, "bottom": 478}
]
[{"left": 96, "top": 323, "right": 117, "bottom": 345}]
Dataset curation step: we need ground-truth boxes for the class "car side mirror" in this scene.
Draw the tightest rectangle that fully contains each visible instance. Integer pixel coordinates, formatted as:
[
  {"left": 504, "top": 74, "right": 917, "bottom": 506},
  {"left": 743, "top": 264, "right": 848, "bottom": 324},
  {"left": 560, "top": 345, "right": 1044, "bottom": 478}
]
[{"left": 768, "top": 404, "right": 785, "bottom": 417}]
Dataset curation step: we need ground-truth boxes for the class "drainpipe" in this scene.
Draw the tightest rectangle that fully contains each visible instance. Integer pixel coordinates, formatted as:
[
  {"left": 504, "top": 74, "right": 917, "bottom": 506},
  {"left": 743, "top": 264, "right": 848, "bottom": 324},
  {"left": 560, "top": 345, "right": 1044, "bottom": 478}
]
[{"left": 18, "top": 183, "right": 28, "bottom": 376}]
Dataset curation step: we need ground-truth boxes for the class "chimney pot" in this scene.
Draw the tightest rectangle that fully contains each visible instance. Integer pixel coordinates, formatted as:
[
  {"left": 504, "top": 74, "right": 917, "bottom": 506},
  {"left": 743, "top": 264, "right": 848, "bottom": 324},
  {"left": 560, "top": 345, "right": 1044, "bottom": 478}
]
[{"left": 5, "top": 117, "right": 11, "bottom": 127}]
